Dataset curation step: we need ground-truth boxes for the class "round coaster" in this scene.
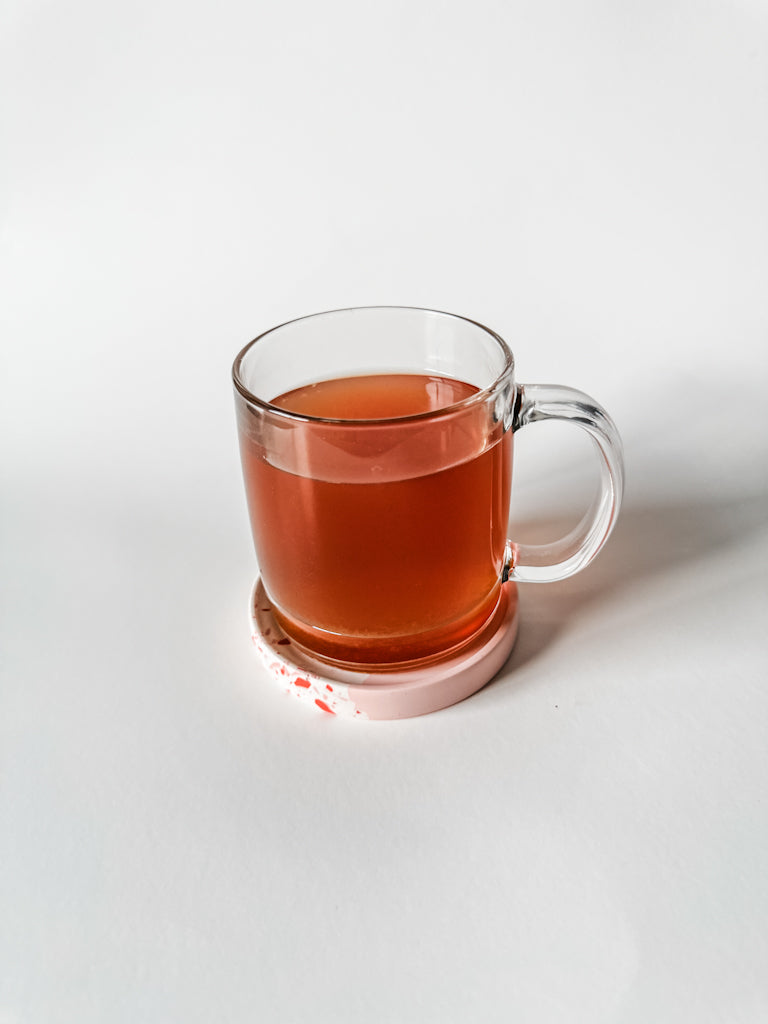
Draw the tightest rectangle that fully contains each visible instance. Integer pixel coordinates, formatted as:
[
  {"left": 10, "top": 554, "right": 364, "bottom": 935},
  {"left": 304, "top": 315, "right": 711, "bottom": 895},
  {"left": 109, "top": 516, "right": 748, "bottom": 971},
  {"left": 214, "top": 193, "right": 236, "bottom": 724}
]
[{"left": 249, "top": 578, "right": 519, "bottom": 720}]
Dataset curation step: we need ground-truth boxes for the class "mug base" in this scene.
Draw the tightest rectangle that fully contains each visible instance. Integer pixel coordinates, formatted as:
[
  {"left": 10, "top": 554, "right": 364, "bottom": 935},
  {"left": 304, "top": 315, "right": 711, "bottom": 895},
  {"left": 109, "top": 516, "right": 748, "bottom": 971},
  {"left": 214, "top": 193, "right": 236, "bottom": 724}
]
[{"left": 248, "top": 576, "right": 519, "bottom": 720}]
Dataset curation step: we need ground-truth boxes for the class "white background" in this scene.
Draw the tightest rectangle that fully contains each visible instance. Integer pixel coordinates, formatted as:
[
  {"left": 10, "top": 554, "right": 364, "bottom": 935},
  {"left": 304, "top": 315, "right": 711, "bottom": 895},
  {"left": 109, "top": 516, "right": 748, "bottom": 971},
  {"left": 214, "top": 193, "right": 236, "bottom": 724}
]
[{"left": 2, "top": 1, "right": 767, "bottom": 1021}]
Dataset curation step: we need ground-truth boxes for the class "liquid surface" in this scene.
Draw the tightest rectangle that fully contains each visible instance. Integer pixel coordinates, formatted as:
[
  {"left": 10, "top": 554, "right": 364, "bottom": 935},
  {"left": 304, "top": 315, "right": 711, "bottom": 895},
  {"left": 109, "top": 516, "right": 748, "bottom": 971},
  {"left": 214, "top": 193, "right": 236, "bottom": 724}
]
[
  {"left": 270, "top": 373, "right": 479, "bottom": 419},
  {"left": 239, "top": 373, "right": 512, "bottom": 666}
]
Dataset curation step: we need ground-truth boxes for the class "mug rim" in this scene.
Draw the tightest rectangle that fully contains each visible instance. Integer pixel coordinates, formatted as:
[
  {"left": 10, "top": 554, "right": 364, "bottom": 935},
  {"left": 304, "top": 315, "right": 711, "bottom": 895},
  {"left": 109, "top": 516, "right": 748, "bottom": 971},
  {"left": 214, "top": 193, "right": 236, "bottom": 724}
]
[{"left": 231, "top": 305, "right": 516, "bottom": 426}]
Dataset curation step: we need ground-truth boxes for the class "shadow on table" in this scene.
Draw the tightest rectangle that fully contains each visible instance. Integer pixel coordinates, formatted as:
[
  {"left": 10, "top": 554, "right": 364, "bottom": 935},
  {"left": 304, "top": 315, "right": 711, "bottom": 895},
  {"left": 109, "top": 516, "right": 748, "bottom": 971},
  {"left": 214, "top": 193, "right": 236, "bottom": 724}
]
[{"left": 500, "top": 487, "right": 768, "bottom": 676}]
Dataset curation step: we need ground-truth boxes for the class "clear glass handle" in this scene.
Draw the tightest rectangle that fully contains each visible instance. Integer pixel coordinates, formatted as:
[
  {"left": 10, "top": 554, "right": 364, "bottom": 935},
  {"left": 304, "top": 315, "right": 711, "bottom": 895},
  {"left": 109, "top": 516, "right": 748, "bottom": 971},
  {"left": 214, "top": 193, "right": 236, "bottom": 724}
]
[{"left": 503, "top": 384, "right": 625, "bottom": 584}]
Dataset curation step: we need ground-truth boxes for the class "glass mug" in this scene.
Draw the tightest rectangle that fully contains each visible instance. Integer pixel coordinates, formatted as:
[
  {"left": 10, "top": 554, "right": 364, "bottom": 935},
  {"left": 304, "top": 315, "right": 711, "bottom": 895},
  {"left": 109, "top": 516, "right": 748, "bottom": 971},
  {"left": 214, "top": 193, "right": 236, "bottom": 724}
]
[{"left": 233, "top": 307, "right": 624, "bottom": 672}]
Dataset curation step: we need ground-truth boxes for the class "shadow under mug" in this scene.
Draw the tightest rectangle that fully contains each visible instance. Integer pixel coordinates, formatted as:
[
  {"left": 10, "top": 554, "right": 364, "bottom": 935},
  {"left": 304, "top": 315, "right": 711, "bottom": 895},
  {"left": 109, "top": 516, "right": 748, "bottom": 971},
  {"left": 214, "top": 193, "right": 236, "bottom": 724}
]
[{"left": 233, "top": 307, "right": 624, "bottom": 670}]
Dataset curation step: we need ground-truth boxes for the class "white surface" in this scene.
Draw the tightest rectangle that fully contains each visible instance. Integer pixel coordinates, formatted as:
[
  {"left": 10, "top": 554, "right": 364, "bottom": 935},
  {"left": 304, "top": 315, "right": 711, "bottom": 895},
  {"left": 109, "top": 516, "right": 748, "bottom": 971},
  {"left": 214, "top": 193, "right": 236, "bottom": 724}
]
[{"left": 2, "top": 1, "right": 767, "bottom": 1021}]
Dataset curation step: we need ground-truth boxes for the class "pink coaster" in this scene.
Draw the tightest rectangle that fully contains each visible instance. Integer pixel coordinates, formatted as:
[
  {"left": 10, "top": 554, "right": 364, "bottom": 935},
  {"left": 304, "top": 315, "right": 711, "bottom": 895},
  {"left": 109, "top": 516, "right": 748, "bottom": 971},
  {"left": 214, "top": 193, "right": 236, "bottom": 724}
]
[{"left": 249, "top": 578, "right": 519, "bottom": 720}]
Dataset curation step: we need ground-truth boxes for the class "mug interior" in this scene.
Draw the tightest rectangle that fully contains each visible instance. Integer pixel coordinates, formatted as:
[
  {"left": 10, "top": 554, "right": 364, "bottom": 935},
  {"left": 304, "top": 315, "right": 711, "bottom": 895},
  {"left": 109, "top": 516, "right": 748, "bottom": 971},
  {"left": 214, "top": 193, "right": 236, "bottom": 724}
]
[{"left": 233, "top": 306, "right": 514, "bottom": 420}]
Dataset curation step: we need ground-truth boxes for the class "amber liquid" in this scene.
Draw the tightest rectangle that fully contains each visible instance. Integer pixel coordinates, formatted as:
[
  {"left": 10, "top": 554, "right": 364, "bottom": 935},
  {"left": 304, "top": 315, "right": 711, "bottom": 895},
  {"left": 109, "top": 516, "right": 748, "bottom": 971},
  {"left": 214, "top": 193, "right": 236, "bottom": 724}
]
[{"left": 240, "top": 374, "right": 512, "bottom": 666}]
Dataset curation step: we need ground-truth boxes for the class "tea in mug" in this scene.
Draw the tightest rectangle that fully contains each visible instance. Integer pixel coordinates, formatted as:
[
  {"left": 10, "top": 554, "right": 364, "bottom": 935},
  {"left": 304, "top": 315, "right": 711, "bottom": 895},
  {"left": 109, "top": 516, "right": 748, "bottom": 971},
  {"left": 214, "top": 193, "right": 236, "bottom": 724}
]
[{"left": 239, "top": 374, "right": 512, "bottom": 666}]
